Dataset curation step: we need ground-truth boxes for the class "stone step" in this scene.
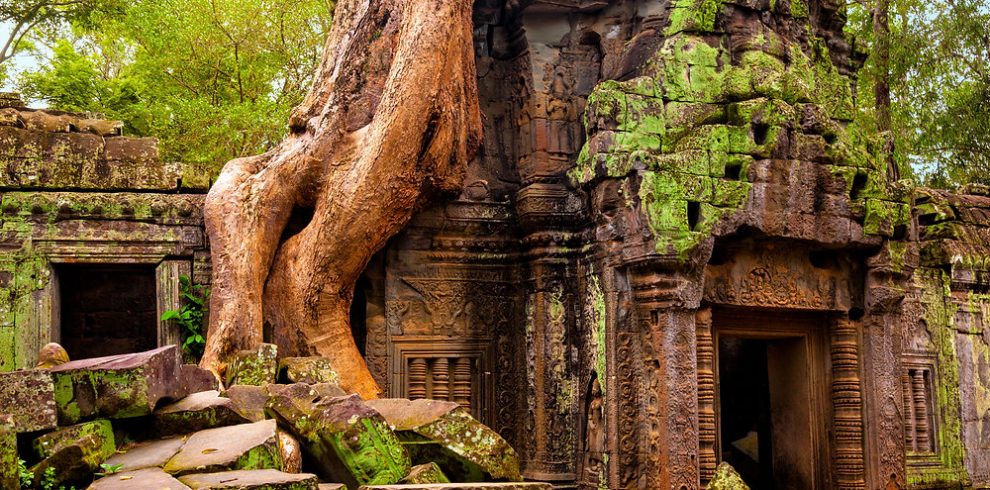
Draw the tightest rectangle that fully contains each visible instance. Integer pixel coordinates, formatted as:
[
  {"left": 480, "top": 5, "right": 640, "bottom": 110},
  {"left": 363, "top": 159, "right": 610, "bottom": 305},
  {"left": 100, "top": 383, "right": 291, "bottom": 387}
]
[
  {"left": 103, "top": 436, "right": 186, "bottom": 472},
  {"left": 89, "top": 467, "right": 190, "bottom": 489},
  {"left": 358, "top": 484, "right": 553, "bottom": 490},
  {"left": 154, "top": 390, "right": 252, "bottom": 436},
  {"left": 163, "top": 419, "right": 282, "bottom": 476}
]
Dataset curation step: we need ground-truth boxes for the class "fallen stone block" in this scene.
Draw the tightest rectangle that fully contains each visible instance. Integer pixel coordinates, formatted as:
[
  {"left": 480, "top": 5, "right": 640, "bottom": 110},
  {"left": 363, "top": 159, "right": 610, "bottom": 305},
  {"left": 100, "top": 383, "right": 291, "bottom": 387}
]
[
  {"left": 103, "top": 436, "right": 186, "bottom": 472},
  {"left": 267, "top": 384, "right": 410, "bottom": 487},
  {"left": 705, "top": 462, "right": 750, "bottom": 490},
  {"left": 34, "top": 419, "right": 114, "bottom": 460},
  {"left": 366, "top": 399, "right": 521, "bottom": 482},
  {"left": 35, "top": 342, "right": 69, "bottom": 369},
  {"left": 90, "top": 467, "right": 191, "bottom": 489},
  {"left": 0, "top": 369, "right": 58, "bottom": 431},
  {"left": 181, "top": 364, "right": 220, "bottom": 394},
  {"left": 0, "top": 415, "right": 17, "bottom": 490},
  {"left": 225, "top": 344, "right": 278, "bottom": 387},
  {"left": 50, "top": 345, "right": 184, "bottom": 424},
  {"left": 402, "top": 462, "right": 450, "bottom": 484},
  {"left": 223, "top": 385, "right": 269, "bottom": 422},
  {"left": 29, "top": 424, "right": 115, "bottom": 487},
  {"left": 154, "top": 390, "right": 252, "bottom": 436},
  {"left": 278, "top": 357, "right": 340, "bottom": 385},
  {"left": 178, "top": 469, "right": 319, "bottom": 489},
  {"left": 318, "top": 485, "right": 346, "bottom": 490},
  {"left": 163, "top": 419, "right": 282, "bottom": 476},
  {"left": 358, "top": 484, "right": 552, "bottom": 490}
]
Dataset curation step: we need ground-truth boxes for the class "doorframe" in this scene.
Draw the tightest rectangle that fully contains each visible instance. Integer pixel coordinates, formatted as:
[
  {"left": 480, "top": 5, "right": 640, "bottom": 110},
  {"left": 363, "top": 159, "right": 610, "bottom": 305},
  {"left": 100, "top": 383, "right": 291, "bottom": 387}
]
[{"left": 712, "top": 307, "right": 833, "bottom": 489}]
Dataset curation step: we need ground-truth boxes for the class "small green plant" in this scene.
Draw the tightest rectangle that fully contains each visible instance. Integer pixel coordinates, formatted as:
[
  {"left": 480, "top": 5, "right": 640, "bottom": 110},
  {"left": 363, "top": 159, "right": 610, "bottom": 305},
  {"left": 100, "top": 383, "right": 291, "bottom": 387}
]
[
  {"left": 94, "top": 462, "right": 123, "bottom": 477},
  {"left": 161, "top": 274, "right": 210, "bottom": 361},
  {"left": 39, "top": 467, "right": 57, "bottom": 490},
  {"left": 18, "top": 459, "right": 33, "bottom": 488}
]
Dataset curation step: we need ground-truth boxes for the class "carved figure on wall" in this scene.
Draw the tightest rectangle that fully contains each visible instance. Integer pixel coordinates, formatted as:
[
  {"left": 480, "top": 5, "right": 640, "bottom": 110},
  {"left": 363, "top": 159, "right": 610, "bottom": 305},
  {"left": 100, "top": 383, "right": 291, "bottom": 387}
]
[{"left": 582, "top": 376, "right": 606, "bottom": 484}]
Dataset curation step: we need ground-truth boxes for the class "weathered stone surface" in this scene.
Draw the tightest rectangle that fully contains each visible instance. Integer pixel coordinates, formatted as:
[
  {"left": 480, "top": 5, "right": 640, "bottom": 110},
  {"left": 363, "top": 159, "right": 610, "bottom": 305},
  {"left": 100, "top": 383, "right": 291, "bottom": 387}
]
[
  {"left": 36, "top": 342, "right": 69, "bottom": 369},
  {"left": 178, "top": 469, "right": 319, "bottom": 490},
  {"left": 50, "top": 345, "right": 184, "bottom": 424},
  {"left": 29, "top": 423, "right": 115, "bottom": 486},
  {"left": 104, "top": 436, "right": 186, "bottom": 471},
  {"left": 705, "top": 462, "right": 750, "bottom": 490},
  {"left": 226, "top": 344, "right": 278, "bottom": 387},
  {"left": 223, "top": 385, "right": 269, "bottom": 421},
  {"left": 163, "top": 419, "right": 282, "bottom": 476},
  {"left": 366, "top": 399, "right": 521, "bottom": 482},
  {"left": 358, "top": 484, "right": 552, "bottom": 490},
  {"left": 318, "top": 485, "right": 345, "bottom": 490},
  {"left": 89, "top": 467, "right": 191, "bottom": 490},
  {"left": 267, "top": 384, "right": 410, "bottom": 487},
  {"left": 181, "top": 364, "right": 221, "bottom": 394},
  {"left": 0, "top": 369, "right": 57, "bottom": 431},
  {"left": 0, "top": 415, "right": 17, "bottom": 490},
  {"left": 401, "top": 462, "right": 450, "bottom": 484},
  {"left": 278, "top": 357, "right": 340, "bottom": 385},
  {"left": 154, "top": 390, "right": 251, "bottom": 436},
  {"left": 34, "top": 419, "right": 114, "bottom": 460}
]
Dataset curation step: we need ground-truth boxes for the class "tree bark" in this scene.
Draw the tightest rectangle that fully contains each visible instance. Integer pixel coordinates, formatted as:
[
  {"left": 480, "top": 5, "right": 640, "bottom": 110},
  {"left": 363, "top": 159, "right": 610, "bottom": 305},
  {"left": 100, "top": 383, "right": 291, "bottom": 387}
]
[
  {"left": 200, "top": 0, "right": 482, "bottom": 399},
  {"left": 873, "top": 0, "right": 898, "bottom": 180}
]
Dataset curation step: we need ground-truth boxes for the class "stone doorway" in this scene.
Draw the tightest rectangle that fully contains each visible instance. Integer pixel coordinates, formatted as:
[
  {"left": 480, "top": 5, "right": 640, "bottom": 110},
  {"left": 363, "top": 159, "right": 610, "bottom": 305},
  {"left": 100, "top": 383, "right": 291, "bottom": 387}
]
[
  {"left": 57, "top": 264, "right": 158, "bottom": 359},
  {"left": 714, "top": 309, "right": 830, "bottom": 489}
]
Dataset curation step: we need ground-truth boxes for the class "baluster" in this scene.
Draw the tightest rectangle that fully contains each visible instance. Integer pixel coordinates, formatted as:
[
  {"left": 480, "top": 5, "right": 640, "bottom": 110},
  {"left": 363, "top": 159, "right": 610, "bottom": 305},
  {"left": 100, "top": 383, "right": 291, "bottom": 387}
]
[
  {"left": 409, "top": 358, "right": 427, "bottom": 400},
  {"left": 433, "top": 358, "right": 450, "bottom": 401},
  {"left": 453, "top": 357, "right": 473, "bottom": 411}
]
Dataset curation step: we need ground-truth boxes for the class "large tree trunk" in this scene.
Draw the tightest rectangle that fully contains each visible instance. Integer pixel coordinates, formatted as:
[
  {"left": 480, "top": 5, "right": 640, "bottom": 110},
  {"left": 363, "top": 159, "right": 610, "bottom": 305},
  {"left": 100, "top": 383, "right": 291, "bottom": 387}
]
[{"left": 200, "top": 0, "right": 482, "bottom": 399}]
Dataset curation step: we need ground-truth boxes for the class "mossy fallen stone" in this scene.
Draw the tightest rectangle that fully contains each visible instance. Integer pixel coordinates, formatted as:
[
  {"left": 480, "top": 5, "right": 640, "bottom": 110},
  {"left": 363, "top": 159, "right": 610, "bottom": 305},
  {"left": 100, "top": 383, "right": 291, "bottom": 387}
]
[
  {"left": 33, "top": 419, "right": 114, "bottom": 460},
  {"left": 0, "top": 369, "right": 58, "bottom": 431},
  {"left": 29, "top": 426, "right": 115, "bottom": 486},
  {"left": 358, "top": 484, "right": 552, "bottom": 490},
  {"left": 163, "top": 419, "right": 282, "bottom": 476},
  {"left": 706, "top": 462, "right": 750, "bottom": 490},
  {"left": 154, "top": 390, "right": 252, "bottom": 436},
  {"left": 366, "top": 399, "right": 521, "bottom": 482},
  {"left": 277, "top": 429, "right": 302, "bottom": 473},
  {"left": 0, "top": 415, "right": 17, "bottom": 490},
  {"left": 103, "top": 436, "right": 186, "bottom": 471},
  {"left": 178, "top": 469, "right": 319, "bottom": 490},
  {"left": 266, "top": 384, "right": 410, "bottom": 488},
  {"left": 90, "top": 467, "right": 191, "bottom": 489},
  {"left": 226, "top": 344, "right": 278, "bottom": 387},
  {"left": 279, "top": 357, "right": 340, "bottom": 385},
  {"left": 401, "top": 462, "right": 450, "bottom": 484},
  {"left": 50, "top": 345, "right": 184, "bottom": 424},
  {"left": 223, "top": 385, "right": 269, "bottom": 422}
]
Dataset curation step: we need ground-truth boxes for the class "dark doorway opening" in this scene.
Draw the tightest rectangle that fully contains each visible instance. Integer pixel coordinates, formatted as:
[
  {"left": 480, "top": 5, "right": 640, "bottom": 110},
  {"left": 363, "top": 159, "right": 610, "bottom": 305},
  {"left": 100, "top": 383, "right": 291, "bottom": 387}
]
[
  {"left": 716, "top": 324, "right": 819, "bottom": 490},
  {"left": 58, "top": 264, "right": 158, "bottom": 359}
]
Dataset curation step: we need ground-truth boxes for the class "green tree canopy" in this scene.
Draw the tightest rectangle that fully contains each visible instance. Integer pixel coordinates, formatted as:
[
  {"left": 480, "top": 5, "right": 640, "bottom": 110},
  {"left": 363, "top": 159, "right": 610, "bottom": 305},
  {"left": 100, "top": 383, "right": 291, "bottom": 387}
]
[
  {"left": 11, "top": 0, "right": 332, "bottom": 172},
  {"left": 847, "top": 0, "right": 990, "bottom": 187}
]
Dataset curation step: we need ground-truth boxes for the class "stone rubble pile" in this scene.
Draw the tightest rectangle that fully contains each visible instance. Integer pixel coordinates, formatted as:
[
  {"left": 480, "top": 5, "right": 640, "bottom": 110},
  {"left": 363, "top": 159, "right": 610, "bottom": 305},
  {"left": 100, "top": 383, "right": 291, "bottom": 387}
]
[{"left": 0, "top": 343, "right": 547, "bottom": 490}]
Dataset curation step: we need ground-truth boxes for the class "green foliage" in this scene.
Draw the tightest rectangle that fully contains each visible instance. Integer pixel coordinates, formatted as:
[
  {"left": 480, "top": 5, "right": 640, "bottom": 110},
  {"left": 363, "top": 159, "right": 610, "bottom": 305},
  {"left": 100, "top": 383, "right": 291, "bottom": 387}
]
[
  {"left": 94, "top": 462, "right": 123, "bottom": 477},
  {"left": 13, "top": 0, "right": 333, "bottom": 173},
  {"left": 18, "top": 459, "right": 33, "bottom": 488},
  {"left": 847, "top": 0, "right": 990, "bottom": 187},
  {"left": 161, "top": 275, "right": 210, "bottom": 362}
]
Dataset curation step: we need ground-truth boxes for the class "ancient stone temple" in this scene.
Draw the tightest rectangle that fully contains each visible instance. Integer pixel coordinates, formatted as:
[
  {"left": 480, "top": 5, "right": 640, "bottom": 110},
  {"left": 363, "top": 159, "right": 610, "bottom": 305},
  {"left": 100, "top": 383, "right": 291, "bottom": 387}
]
[{"left": 2, "top": 0, "right": 990, "bottom": 489}]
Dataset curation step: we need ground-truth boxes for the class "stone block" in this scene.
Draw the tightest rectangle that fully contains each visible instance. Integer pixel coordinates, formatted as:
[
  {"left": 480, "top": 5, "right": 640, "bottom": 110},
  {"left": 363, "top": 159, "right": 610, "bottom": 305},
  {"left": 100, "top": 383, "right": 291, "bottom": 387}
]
[
  {"left": 50, "top": 345, "right": 184, "bottom": 424},
  {"left": 278, "top": 357, "right": 340, "bottom": 385},
  {"left": 366, "top": 399, "right": 521, "bottom": 482},
  {"left": 178, "top": 469, "right": 319, "bottom": 490},
  {"left": 0, "top": 369, "right": 57, "bottom": 431},
  {"left": 104, "top": 436, "right": 186, "bottom": 472},
  {"left": 33, "top": 419, "right": 114, "bottom": 460},
  {"left": 90, "top": 467, "right": 191, "bottom": 490},
  {"left": 154, "top": 390, "right": 252, "bottom": 436},
  {"left": 705, "top": 462, "right": 750, "bottom": 489},
  {"left": 0, "top": 415, "right": 17, "bottom": 490},
  {"left": 267, "top": 384, "right": 410, "bottom": 487},
  {"left": 29, "top": 422, "right": 115, "bottom": 486},
  {"left": 358, "top": 484, "right": 552, "bottom": 490},
  {"left": 318, "top": 485, "right": 346, "bottom": 490},
  {"left": 226, "top": 344, "right": 278, "bottom": 387},
  {"left": 401, "top": 462, "right": 450, "bottom": 484},
  {"left": 35, "top": 342, "right": 69, "bottom": 369},
  {"left": 223, "top": 385, "right": 269, "bottom": 422},
  {"left": 163, "top": 419, "right": 282, "bottom": 476},
  {"left": 181, "top": 364, "right": 220, "bottom": 394}
]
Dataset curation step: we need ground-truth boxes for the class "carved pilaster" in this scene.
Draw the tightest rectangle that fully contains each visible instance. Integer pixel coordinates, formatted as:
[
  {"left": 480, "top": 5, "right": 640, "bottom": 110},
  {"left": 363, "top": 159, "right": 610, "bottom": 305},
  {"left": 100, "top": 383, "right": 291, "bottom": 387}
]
[
  {"left": 831, "top": 317, "right": 866, "bottom": 490},
  {"left": 433, "top": 357, "right": 450, "bottom": 401},
  {"left": 911, "top": 369, "right": 931, "bottom": 453},
  {"left": 409, "top": 358, "right": 427, "bottom": 399},
  {"left": 695, "top": 307, "right": 717, "bottom": 486},
  {"left": 453, "top": 357, "right": 472, "bottom": 411}
]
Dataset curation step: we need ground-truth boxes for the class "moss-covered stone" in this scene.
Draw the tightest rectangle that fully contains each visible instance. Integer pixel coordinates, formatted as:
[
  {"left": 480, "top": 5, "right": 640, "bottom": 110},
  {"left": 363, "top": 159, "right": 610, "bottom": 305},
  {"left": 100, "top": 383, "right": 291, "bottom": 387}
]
[
  {"left": 0, "top": 415, "right": 16, "bottom": 490},
  {"left": 33, "top": 419, "right": 115, "bottom": 461},
  {"left": 178, "top": 469, "right": 319, "bottom": 490},
  {"left": 278, "top": 357, "right": 340, "bottom": 385},
  {"left": 154, "top": 390, "right": 252, "bottom": 436},
  {"left": 706, "top": 462, "right": 750, "bottom": 489},
  {"left": 163, "top": 419, "right": 283, "bottom": 476},
  {"left": 0, "top": 368, "right": 57, "bottom": 431},
  {"left": 29, "top": 422, "right": 116, "bottom": 487},
  {"left": 226, "top": 344, "right": 278, "bottom": 387},
  {"left": 401, "top": 462, "right": 451, "bottom": 484},
  {"left": 266, "top": 384, "right": 410, "bottom": 487}
]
